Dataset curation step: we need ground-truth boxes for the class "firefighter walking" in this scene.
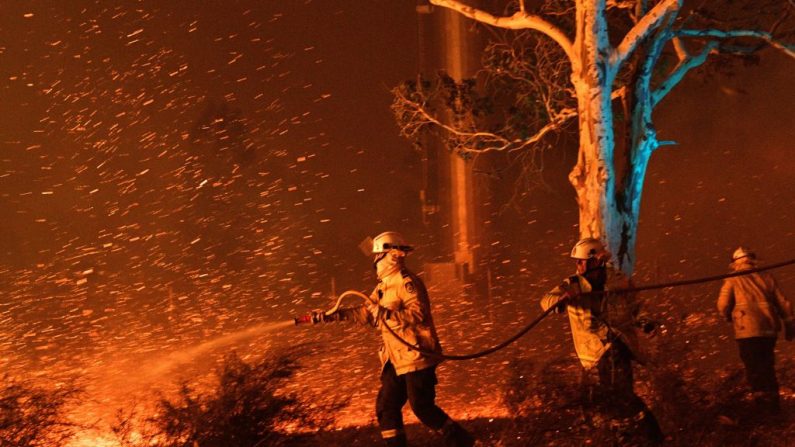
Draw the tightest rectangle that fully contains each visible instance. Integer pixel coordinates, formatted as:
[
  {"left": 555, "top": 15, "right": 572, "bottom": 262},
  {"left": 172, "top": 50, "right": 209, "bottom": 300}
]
[
  {"left": 325, "top": 231, "right": 474, "bottom": 447},
  {"left": 541, "top": 238, "right": 664, "bottom": 444},
  {"left": 717, "top": 247, "right": 794, "bottom": 412}
]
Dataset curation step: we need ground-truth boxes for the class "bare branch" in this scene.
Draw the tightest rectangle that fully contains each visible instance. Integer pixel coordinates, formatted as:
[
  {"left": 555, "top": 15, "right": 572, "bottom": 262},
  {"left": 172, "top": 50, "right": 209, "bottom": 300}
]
[
  {"left": 637, "top": 8, "right": 795, "bottom": 129},
  {"left": 652, "top": 41, "right": 719, "bottom": 107},
  {"left": 391, "top": 86, "right": 511, "bottom": 149},
  {"left": 606, "top": 0, "right": 638, "bottom": 11},
  {"left": 613, "top": 0, "right": 682, "bottom": 69},
  {"left": 672, "top": 36, "right": 689, "bottom": 60},
  {"left": 495, "top": 108, "right": 578, "bottom": 154},
  {"left": 678, "top": 28, "right": 795, "bottom": 58},
  {"left": 429, "top": 0, "right": 575, "bottom": 63},
  {"left": 392, "top": 83, "right": 577, "bottom": 155}
]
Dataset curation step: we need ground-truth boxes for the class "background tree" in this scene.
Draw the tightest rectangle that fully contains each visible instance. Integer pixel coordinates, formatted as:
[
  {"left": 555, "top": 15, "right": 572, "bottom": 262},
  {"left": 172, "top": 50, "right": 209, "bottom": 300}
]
[{"left": 393, "top": 0, "right": 794, "bottom": 274}]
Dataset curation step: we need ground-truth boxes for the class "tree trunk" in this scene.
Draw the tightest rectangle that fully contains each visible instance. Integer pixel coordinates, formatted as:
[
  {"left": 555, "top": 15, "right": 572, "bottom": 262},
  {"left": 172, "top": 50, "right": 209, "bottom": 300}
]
[
  {"left": 569, "top": 0, "right": 634, "bottom": 273},
  {"left": 566, "top": 0, "right": 656, "bottom": 276},
  {"left": 614, "top": 137, "right": 654, "bottom": 275}
]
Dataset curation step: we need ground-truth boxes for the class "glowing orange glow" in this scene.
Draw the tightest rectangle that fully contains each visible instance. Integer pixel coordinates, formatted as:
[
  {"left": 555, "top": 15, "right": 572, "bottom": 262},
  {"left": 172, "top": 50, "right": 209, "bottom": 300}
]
[{"left": 2, "top": 1, "right": 794, "bottom": 446}]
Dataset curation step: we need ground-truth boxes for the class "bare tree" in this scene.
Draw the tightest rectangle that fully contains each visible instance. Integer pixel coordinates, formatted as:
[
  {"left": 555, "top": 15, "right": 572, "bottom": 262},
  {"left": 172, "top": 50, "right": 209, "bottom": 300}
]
[{"left": 394, "top": 0, "right": 794, "bottom": 274}]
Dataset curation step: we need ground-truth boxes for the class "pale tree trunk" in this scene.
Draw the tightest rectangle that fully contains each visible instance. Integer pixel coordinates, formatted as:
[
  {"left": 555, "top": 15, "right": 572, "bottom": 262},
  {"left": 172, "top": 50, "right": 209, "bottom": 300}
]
[
  {"left": 612, "top": 8, "right": 671, "bottom": 275},
  {"left": 568, "top": 0, "right": 629, "bottom": 273},
  {"left": 567, "top": 0, "right": 667, "bottom": 276},
  {"left": 614, "top": 80, "right": 657, "bottom": 275},
  {"left": 570, "top": 77, "right": 654, "bottom": 276},
  {"left": 614, "top": 142, "right": 655, "bottom": 275}
]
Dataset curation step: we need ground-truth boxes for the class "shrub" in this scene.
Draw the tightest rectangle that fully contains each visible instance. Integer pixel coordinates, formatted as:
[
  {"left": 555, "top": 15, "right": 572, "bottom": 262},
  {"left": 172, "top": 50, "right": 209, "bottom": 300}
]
[
  {"left": 113, "top": 351, "right": 342, "bottom": 447},
  {"left": 0, "top": 378, "right": 79, "bottom": 447}
]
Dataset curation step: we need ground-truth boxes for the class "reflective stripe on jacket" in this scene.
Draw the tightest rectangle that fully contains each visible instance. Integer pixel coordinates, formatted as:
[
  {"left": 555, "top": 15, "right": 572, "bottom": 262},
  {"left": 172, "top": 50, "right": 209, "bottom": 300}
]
[
  {"left": 717, "top": 261, "right": 793, "bottom": 339},
  {"left": 541, "top": 268, "right": 647, "bottom": 369}
]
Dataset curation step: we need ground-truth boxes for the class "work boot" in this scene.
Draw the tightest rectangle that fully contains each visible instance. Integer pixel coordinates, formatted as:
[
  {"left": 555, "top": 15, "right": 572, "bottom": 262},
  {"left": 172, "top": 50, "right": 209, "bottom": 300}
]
[
  {"left": 384, "top": 433, "right": 407, "bottom": 447},
  {"left": 441, "top": 419, "right": 475, "bottom": 447}
]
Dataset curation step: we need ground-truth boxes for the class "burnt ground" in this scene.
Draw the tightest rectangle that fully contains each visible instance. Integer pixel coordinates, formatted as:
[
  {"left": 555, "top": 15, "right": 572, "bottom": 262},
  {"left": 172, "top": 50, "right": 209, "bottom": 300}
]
[
  {"left": 285, "top": 369, "right": 795, "bottom": 447},
  {"left": 289, "top": 418, "right": 545, "bottom": 446},
  {"left": 288, "top": 408, "right": 795, "bottom": 447}
]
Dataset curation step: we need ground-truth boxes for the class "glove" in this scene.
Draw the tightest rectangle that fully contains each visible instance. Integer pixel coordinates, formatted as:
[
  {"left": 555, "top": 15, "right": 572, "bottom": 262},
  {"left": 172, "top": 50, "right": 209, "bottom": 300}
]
[
  {"left": 376, "top": 305, "right": 392, "bottom": 320},
  {"left": 311, "top": 310, "right": 333, "bottom": 324},
  {"left": 785, "top": 321, "right": 794, "bottom": 342},
  {"left": 366, "top": 302, "right": 380, "bottom": 319},
  {"left": 366, "top": 303, "right": 392, "bottom": 321},
  {"left": 552, "top": 289, "right": 576, "bottom": 312}
]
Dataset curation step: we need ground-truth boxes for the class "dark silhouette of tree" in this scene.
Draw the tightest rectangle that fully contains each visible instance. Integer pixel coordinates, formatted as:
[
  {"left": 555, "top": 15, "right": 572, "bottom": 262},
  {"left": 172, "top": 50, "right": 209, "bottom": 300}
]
[
  {"left": 112, "top": 352, "right": 343, "bottom": 447},
  {"left": 0, "top": 378, "right": 79, "bottom": 447}
]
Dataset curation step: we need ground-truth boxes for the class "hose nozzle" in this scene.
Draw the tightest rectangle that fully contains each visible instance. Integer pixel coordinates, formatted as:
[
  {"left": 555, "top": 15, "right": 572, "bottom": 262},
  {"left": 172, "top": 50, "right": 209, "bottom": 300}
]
[
  {"left": 293, "top": 291, "right": 371, "bottom": 326},
  {"left": 293, "top": 310, "right": 328, "bottom": 325},
  {"left": 293, "top": 314, "right": 314, "bottom": 325}
]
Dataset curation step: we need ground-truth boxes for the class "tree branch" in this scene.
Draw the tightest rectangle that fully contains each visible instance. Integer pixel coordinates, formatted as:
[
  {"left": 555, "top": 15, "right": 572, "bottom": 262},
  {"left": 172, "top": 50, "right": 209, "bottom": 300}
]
[
  {"left": 393, "top": 84, "right": 577, "bottom": 155},
  {"left": 652, "top": 41, "right": 718, "bottom": 107},
  {"left": 607, "top": 0, "right": 639, "bottom": 11},
  {"left": 672, "top": 36, "right": 688, "bottom": 60},
  {"left": 628, "top": 11, "right": 678, "bottom": 151},
  {"left": 497, "top": 108, "right": 578, "bottom": 154},
  {"left": 392, "top": 76, "right": 628, "bottom": 156},
  {"left": 429, "top": 0, "right": 575, "bottom": 63},
  {"left": 678, "top": 29, "right": 795, "bottom": 59},
  {"left": 612, "top": 0, "right": 682, "bottom": 69},
  {"left": 652, "top": 26, "right": 795, "bottom": 108}
]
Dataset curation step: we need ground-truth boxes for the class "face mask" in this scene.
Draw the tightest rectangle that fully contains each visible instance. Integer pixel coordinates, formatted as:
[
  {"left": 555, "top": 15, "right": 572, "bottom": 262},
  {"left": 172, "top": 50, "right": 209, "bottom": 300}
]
[
  {"left": 577, "top": 259, "right": 606, "bottom": 285},
  {"left": 373, "top": 253, "right": 386, "bottom": 270},
  {"left": 374, "top": 251, "right": 401, "bottom": 279}
]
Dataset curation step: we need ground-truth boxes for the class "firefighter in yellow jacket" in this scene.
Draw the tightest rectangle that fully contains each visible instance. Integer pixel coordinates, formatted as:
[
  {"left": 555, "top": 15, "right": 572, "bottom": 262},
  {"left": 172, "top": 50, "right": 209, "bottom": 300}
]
[
  {"left": 717, "top": 247, "right": 794, "bottom": 412},
  {"left": 332, "top": 232, "right": 473, "bottom": 447},
  {"left": 541, "top": 238, "right": 663, "bottom": 444}
]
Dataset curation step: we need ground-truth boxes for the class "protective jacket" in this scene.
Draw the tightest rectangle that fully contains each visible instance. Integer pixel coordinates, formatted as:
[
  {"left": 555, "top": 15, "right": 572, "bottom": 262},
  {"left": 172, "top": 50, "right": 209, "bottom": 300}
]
[
  {"left": 541, "top": 267, "right": 648, "bottom": 369},
  {"left": 343, "top": 268, "right": 442, "bottom": 375},
  {"left": 717, "top": 260, "right": 793, "bottom": 339}
]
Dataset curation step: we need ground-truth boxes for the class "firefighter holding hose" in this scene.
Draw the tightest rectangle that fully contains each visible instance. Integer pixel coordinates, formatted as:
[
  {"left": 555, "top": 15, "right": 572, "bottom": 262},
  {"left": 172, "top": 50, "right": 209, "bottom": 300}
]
[
  {"left": 302, "top": 231, "right": 473, "bottom": 447},
  {"left": 541, "top": 238, "right": 664, "bottom": 444}
]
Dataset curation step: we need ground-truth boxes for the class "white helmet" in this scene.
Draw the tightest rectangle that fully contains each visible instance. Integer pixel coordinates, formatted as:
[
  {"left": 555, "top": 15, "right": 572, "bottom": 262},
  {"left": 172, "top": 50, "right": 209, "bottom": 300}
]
[
  {"left": 570, "top": 237, "right": 606, "bottom": 260},
  {"left": 372, "top": 231, "right": 413, "bottom": 254},
  {"left": 732, "top": 246, "right": 755, "bottom": 262}
]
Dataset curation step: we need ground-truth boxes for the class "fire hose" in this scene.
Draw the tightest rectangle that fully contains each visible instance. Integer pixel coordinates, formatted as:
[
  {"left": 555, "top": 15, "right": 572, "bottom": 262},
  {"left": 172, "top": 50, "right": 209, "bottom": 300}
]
[{"left": 296, "top": 257, "right": 795, "bottom": 361}]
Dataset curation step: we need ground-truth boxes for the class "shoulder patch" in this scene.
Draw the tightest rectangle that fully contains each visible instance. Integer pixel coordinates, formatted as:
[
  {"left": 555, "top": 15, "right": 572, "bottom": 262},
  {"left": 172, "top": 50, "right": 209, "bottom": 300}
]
[{"left": 404, "top": 280, "right": 416, "bottom": 295}]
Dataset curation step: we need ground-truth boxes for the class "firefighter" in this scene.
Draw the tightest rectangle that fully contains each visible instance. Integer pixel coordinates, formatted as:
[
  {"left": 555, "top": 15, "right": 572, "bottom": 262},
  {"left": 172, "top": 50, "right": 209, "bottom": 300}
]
[
  {"left": 323, "top": 231, "right": 474, "bottom": 447},
  {"left": 717, "top": 247, "right": 794, "bottom": 412},
  {"left": 540, "top": 237, "right": 664, "bottom": 444}
]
